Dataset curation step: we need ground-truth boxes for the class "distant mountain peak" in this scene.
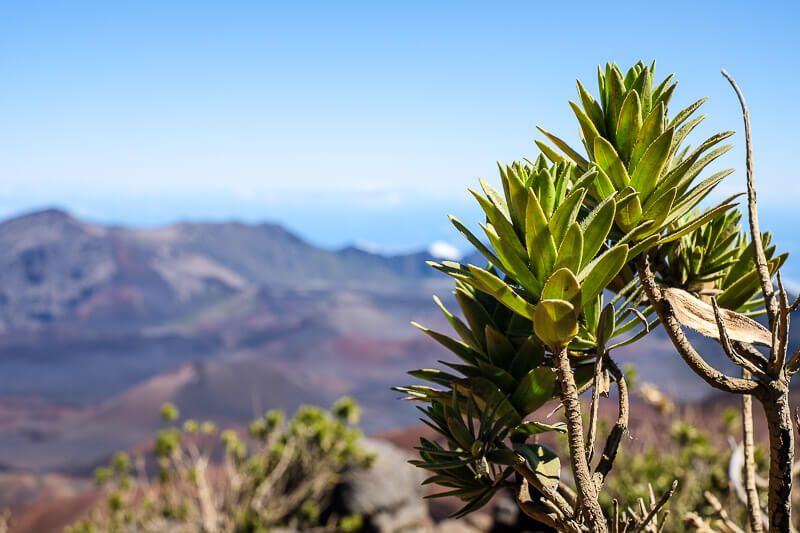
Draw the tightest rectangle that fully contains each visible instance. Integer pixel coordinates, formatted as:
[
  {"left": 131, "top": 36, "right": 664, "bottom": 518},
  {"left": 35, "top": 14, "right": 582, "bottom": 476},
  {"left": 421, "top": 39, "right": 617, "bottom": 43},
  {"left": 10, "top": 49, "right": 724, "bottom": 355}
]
[{"left": 5, "top": 207, "right": 76, "bottom": 225}]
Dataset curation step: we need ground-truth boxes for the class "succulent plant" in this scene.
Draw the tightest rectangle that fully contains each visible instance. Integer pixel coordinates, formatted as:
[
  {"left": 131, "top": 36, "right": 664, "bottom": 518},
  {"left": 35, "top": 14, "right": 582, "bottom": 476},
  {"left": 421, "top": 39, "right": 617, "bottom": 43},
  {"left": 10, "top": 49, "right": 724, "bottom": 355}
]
[
  {"left": 537, "top": 61, "right": 741, "bottom": 255},
  {"left": 399, "top": 61, "right": 795, "bottom": 532}
]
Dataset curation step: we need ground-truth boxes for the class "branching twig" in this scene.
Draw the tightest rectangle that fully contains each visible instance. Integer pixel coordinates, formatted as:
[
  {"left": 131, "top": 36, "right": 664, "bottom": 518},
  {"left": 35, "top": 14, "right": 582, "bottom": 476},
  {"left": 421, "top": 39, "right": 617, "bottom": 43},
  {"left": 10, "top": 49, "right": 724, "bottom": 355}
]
[
  {"left": 636, "top": 257, "right": 757, "bottom": 395},
  {"left": 633, "top": 480, "right": 678, "bottom": 533}
]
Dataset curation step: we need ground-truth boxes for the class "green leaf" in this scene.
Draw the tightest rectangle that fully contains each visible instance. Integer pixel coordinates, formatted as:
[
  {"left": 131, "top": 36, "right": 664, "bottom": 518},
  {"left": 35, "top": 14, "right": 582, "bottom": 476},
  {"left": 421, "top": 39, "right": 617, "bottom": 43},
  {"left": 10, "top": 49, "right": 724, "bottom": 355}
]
[
  {"left": 409, "top": 368, "right": 461, "bottom": 387},
  {"left": 652, "top": 80, "right": 676, "bottom": 110},
  {"left": 591, "top": 167, "right": 617, "bottom": 200},
  {"left": 554, "top": 223, "right": 583, "bottom": 273},
  {"left": 541, "top": 267, "right": 582, "bottom": 311},
  {"left": 596, "top": 303, "right": 616, "bottom": 348},
  {"left": 580, "top": 197, "right": 616, "bottom": 269},
  {"left": 639, "top": 186, "right": 677, "bottom": 235},
  {"left": 656, "top": 132, "right": 734, "bottom": 197},
  {"left": 569, "top": 101, "right": 601, "bottom": 158},
  {"left": 630, "top": 101, "right": 666, "bottom": 170},
  {"left": 509, "top": 339, "right": 545, "bottom": 380},
  {"left": 577, "top": 79, "right": 605, "bottom": 135},
  {"left": 536, "top": 170, "right": 558, "bottom": 218},
  {"left": 485, "top": 325, "right": 515, "bottom": 369},
  {"left": 455, "top": 286, "right": 494, "bottom": 351},
  {"left": 549, "top": 187, "right": 587, "bottom": 244},
  {"left": 482, "top": 223, "right": 542, "bottom": 294},
  {"left": 594, "top": 137, "right": 630, "bottom": 190},
  {"left": 583, "top": 293, "right": 602, "bottom": 336},
  {"left": 466, "top": 265, "right": 537, "bottom": 320},
  {"left": 665, "top": 169, "right": 736, "bottom": 225},
  {"left": 433, "top": 295, "right": 480, "bottom": 351},
  {"left": 470, "top": 188, "right": 527, "bottom": 263},
  {"left": 449, "top": 216, "right": 502, "bottom": 269},
  {"left": 479, "top": 178, "right": 510, "bottom": 219},
  {"left": 658, "top": 197, "right": 741, "bottom": 244},
  {"left": 525, "top": 190, "right": 557, "bottom": 284},
  {"left": 511, "top": 367, "right": 558, "bottom": 415},
  {"left": 631, "top": 127, "right": 674, "bottom": 200},
  {"left": 578, "top": 245, "right": 629, "bottom": 309},
  {"left": 412, "top": 322, "right": 482, "bottom": 365},
  {"left": 718, "top": 255, "right": 786, "bottom": 310},
  {"left": 536, "top": 127, "right": 588, "bottom": 170},
  {"left": 615, "top": 189, "right": 642, "bottom": 232},
  {"left": 512, "top": 443, "right": 561, "bottom": 494},
  {"left": 514, "top": 420, "right": 567, "bottom": 435},
  {"left": 669, "top": 97, "right": 707, "bottom": 130},
  {"left": 452, "top": 377, "right": 521, "bottom": 426},
  {"left": 502, "top": 164, "right": 528, "bottom": 230},
  {"left": 605, "top": 66, "right": 626, "bottom": 142},
  {"left": 534, "top": 299, "right": 578, "bottom": 349},
  {"left": 450, "top": 488, "right": 495, "bottom": 518},
  {"left": 535, "top": 140, "right": 567, "bottom": 165},
  {"left": 616, "top": 90, "right": 642, "bottom": 163}
]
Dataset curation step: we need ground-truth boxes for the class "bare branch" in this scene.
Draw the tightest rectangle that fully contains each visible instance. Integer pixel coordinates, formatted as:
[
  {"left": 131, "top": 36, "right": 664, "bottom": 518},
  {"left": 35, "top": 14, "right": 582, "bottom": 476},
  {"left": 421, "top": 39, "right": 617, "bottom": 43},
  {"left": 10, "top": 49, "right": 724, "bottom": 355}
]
[
  {"left": 741, "top": 369, "right": 765, "bottom": 533},
  {"left": 770, "top": 272, "right": 790, "bottom": 373},
  {"left": 704, "top": 490, "right": 746, "bottom": 533},
  {"left": 594, "top": 355, "right": 629, "bottom": 490},
  {"left": 721, "top": 68, "right": 777, "bottom": 328},
  {"left": 785, "top": 345, "right": 800, "bottom": 375},
  {"left": 636, "top": 257, "right": 759, "bottom": 395},
  {"left": 586, "top": 352, "right": 605, "bottom": 464}
]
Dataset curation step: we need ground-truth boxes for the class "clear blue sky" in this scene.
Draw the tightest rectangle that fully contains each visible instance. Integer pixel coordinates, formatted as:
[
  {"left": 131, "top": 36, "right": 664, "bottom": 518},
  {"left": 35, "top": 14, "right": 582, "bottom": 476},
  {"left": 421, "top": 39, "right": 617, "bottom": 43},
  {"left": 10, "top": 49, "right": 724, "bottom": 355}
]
[{"left": 1, "top": 2, "right": 798, "bottom": 265}]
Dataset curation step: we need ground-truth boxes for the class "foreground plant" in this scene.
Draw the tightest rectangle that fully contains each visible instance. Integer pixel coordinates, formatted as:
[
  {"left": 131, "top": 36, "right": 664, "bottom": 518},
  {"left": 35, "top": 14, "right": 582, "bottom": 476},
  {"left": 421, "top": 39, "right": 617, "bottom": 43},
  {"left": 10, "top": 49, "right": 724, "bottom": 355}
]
[
  {"left": 68, "top": 399, "right": 372, "bottom": 533},
  {"left": 399, "top": 61, "right": 794, "bottom": 531}
]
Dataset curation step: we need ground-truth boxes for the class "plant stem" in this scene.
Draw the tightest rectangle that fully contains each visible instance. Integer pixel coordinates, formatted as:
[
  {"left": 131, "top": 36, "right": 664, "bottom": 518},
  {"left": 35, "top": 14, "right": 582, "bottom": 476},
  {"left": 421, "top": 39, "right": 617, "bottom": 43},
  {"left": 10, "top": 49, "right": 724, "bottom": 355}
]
[
  {"left": 760, "top": 385, "right": 793, "bottom": 532},
  {"left": 555, "top": 346, "right": 607, "bottom": 532}
]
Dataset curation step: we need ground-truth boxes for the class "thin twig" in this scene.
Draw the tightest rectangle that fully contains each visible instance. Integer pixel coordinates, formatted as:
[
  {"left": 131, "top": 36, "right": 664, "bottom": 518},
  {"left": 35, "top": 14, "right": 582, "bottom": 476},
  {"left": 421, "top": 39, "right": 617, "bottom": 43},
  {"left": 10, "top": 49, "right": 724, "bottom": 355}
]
[
  {"left": 741, "top": 368, "right": 764, "bottom": 533},
  {"left": 594, "top": 355, "right": 629, "bottom": 490},
  {"left": 720, "top": 68, "right": 777, "bottom": 329},
  {"left": 586, "top": 352, "right": 604, "bottom": 464},
  {"left": 634, "top": 480, "right": 678, "bottom": 533},
  {"left": 704, "top": 491, "right": 746, "bottom": 533}
]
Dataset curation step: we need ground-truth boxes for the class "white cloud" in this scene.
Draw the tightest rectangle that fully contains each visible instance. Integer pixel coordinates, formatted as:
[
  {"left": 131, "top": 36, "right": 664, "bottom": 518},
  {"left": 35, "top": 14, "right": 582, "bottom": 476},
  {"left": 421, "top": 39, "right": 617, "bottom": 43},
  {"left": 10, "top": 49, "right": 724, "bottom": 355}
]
[{"left": 429, "top": 241, "right": 462, "bottom": 261}]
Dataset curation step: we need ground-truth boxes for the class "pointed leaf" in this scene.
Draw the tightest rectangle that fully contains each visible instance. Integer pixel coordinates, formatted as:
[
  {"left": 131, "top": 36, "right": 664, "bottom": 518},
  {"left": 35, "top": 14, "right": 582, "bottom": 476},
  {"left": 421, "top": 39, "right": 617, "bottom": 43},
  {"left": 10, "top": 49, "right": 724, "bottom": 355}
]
[
  {"left": 594, "top": 137, "right": 630, "bottom": 189},
  {"left": 616, "top": 90, "right": 642, "bottom": 163},
  {"left": 580, "top": 197, "right": 616, "bottom": 269},
  {"left": 578, "top": 245, "right": 629, "bottom": 309},
  {"left": 554, "top": 223, "right": 583, "bottom": 272},
  {"left": 631, "top": 127, "right": 674, "bottom": 200}
]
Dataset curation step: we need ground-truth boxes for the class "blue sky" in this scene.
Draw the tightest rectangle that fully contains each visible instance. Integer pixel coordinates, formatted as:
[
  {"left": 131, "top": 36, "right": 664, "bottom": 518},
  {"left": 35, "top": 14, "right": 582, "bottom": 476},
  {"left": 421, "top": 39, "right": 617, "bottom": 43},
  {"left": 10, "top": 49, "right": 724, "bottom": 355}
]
[{"left": 1, "top": 2, "right": 798, "bottom": 267}]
